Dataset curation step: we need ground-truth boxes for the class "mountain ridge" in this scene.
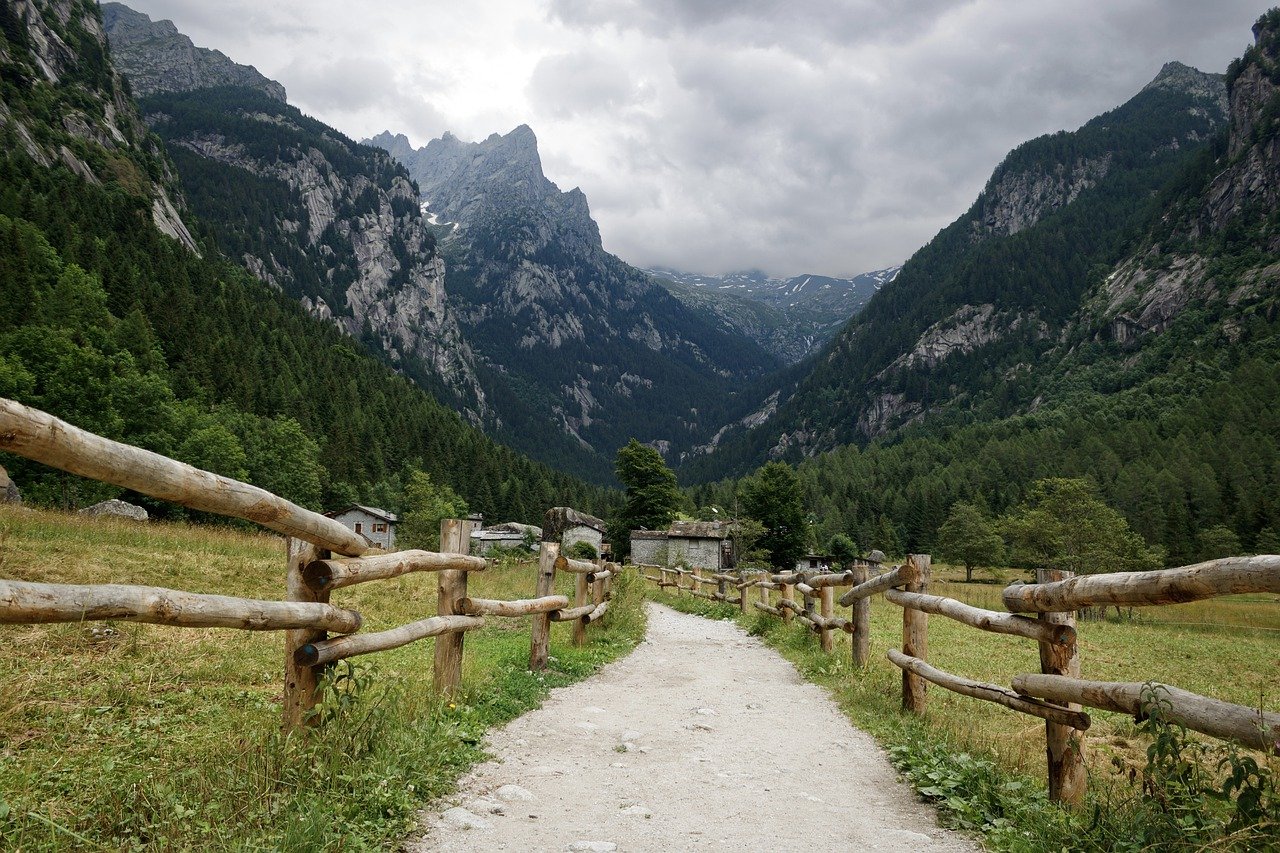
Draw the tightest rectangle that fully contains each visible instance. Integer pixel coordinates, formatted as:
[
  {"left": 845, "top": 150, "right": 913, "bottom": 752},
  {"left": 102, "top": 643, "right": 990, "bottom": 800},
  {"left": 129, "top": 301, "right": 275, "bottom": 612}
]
[
  {"left": 367, "top": 125, "right": 784, "bottom": 479},
  {"left": 681, "top": 58, "right": 1234, "bottom": 480}
]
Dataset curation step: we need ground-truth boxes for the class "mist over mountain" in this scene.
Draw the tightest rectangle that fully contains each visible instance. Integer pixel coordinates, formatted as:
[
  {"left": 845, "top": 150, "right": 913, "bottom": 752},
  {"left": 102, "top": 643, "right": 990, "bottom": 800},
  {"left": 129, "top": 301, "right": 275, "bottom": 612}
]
[
  {"left": 682, "top": 58, "right": 1236, "bottom": 479},
  {"left": 645, "top": 266, "right": 900, "bottom": 363}
]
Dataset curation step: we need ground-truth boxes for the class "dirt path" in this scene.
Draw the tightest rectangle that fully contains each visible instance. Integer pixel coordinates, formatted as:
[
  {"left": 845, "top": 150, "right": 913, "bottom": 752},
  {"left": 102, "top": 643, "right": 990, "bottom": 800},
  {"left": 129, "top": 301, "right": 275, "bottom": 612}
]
[{"left": 406, "top": 603, "right": 979, "bottom": 852}]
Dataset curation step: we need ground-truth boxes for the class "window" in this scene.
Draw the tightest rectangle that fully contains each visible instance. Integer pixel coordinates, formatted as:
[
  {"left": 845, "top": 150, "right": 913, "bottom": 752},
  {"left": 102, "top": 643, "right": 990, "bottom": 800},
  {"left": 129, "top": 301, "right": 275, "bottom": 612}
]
[
  {"left": 355, "top": 522, "right": 363, "bottom": 534},
  {"left": 373, "top": 523, "right": 387, "bottom": 533}
]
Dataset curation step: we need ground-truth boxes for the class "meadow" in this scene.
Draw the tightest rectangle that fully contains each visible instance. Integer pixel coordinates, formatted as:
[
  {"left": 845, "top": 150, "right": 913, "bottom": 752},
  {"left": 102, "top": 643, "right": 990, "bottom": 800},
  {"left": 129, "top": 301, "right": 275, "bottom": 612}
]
[
  {"left": 653, "top": 563, "right": 1280, "bottom": 850},
  {"left": 0, "top": 506, "right": 646, "bottom": 850}
]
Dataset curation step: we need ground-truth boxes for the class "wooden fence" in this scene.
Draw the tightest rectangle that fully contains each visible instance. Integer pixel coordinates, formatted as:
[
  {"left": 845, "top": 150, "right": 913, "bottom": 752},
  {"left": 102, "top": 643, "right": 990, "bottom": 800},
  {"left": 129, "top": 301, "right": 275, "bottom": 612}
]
[
  {"left": 644, "top": 552, "right": 1280, "bottom": 805},
  {"left": 0, "top": 397, "right": 621, "bottom": 730}
]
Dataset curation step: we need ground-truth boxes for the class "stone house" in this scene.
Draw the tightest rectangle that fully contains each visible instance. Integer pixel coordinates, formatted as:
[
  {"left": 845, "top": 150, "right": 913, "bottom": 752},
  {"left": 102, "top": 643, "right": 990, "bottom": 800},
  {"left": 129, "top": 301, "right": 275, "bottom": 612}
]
[
  {"left": 631, "top": 520, "right": 733, "bottom": 572},
  {"left": 470, "top": 521, "right": 542, "bottom": 555},
  {"left": 326, "top": 504, "right": 397, "bottom": 550},
  {"left": 795, "top": 553, "right": 834, "bottom": 573},
  {"left": 543, "top": 507, "right": 607, "bottom": 556}
]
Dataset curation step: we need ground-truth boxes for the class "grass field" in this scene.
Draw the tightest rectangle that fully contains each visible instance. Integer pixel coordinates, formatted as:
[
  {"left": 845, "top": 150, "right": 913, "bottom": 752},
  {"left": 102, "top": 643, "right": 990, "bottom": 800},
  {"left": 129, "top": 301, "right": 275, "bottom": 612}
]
[
  {"left": 651, "top": 563, "right": 1280, "bottom": 849},
  {"left": 0, "top": 506, "right": 646, "bottom": 850}
]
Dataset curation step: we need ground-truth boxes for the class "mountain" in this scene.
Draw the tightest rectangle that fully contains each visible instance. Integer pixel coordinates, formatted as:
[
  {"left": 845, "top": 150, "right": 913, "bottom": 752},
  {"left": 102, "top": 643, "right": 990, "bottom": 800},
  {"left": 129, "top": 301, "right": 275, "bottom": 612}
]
[
  {"left": 100, "top": 2, "right": 285, "bottom": 102},
  {"left": 0, "top": 0, "right": 607, "bottom": 523},
  {"left": 100, "top": 6, "right": 487, "bottom": 419},
  {"left": 683, "top": 58, "right": 1234, "bottom": 479},
  {"left": 367, "top": 128, "right": 783, "bottom": 478},
  {"left": 645, "top": 266, "right": 899, "bottom": 363}
]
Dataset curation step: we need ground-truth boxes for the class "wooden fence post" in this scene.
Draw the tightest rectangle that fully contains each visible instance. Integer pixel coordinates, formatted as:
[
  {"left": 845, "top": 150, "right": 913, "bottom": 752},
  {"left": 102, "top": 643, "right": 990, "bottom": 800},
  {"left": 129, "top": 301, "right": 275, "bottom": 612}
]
[
  {"left": 781, "top": 575, "right": 794, "bottom": 624},
  {"left": 283, "top": 537, "right": 328, "bottom": 731},
  {"left": 851, "top": 561, "right": 870, "bottom": 667},
  {"left": 530, "top": 542, "right": 560, "bottom": 670},
  {"left": 739, "top": 570, "right": 750, "bottom": 614},
  {"left": 433, "top": 518, "right": 477, "bottom": 698},
  {"left": 902, "top": 554, "right": 930, "bottom": 714},
  {"left": 758, "top": 579, "right": 769, "bottom": 609},
  {"left": 572, "top": 568, "right": 589, "bottom": 646},
  {"left": 592, "top": 562, "right": 606, "bottom": 612},
  {"left": 1038, "top": 567, "right": 1087, "bottom": 805},
  {"left": 819, "top": 584, "right": 835, "bottom": 653}
]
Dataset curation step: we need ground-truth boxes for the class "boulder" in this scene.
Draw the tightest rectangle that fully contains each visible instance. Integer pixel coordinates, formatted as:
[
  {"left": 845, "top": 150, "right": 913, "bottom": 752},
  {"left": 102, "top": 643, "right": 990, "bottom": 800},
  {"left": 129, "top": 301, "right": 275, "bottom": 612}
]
[
  {"left": 79, "top": 499, "right": 148, "bottom": 522},
  {"left": 0, "top": 465, "right": 20, "bottom": 504}
]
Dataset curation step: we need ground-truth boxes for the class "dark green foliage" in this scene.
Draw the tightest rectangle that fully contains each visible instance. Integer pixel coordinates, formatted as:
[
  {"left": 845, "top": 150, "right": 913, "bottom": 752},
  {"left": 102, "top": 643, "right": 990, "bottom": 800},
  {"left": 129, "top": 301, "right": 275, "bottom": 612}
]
[
  {"left": 738, "top": 461, "right": 808, "bottom": 569},
  {"left": 936, "top": 502, "right": 1004, "bottom": 582},
  {"left": 827, "top": 532, "right": 858, "bottom": 567},
  {"left": 1000, "top": 478, "right": 1162, "bottom": 575},
  {"left": 396, "top": 470, "right": 468, "bottom": 551},
  {"left": 612, "top": 438, "right": 682, "bottom": 552}
]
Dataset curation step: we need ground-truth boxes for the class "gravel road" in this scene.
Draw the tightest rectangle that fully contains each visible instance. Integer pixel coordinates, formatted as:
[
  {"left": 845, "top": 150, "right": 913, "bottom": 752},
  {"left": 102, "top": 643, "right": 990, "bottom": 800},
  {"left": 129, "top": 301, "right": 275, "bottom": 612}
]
[{"left": 406, "top": 602, "right": 979, "bottom": 852}]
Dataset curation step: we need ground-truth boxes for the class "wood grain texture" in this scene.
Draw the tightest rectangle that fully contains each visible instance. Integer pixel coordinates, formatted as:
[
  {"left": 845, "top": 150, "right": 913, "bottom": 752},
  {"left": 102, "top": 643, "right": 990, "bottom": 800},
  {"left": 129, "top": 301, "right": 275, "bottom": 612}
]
[{"left": 1003, "top": 556, "right": 1280, "bottom": 612}]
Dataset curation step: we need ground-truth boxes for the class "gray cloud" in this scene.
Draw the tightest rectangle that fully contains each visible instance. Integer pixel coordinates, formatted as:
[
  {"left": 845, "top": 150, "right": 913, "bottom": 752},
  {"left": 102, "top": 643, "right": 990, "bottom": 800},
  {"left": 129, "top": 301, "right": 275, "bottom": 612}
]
[{"left": 122, "top": 0, "right": 1269, "bottom": 277}]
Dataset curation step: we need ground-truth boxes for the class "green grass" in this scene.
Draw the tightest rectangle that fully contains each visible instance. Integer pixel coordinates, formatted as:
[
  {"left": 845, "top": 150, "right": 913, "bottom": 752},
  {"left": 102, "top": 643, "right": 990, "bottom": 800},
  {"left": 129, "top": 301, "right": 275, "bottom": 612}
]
[
  {"left": 0, "top": 506, "right": 646, "bottom": 850},
  {"left": 651, "top": 565, "right": 1280, "bottom": 850}
]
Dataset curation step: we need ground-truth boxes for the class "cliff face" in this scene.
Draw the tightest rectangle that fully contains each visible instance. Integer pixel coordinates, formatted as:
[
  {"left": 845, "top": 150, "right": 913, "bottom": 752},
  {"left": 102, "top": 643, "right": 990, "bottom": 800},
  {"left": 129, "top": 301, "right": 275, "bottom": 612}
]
[
  {"left": 1090, "top": 20, "right": 1280, "bottom": 342},
  {"left": 367, "top": 127, "right": 781, "bottom": 474},
  {"left": 95, "top": 4, "right": 483, "bottom": 417},
  {"left": 101, "top": 3, "right": 285, "bottom": 102},
  {"left": 140, "top": 88, "right": 486, "bottom": 418},
  {"left": 0, "top": 0, "right": 197, "bottom": 252}
]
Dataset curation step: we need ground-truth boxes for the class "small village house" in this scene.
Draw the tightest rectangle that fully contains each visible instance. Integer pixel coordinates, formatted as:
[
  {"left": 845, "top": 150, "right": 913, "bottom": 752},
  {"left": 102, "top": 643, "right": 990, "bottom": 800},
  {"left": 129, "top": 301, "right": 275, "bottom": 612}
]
[
  {"left": 543, "top": 507, "right": 607, "bottom": 556},
  {"left": 630, "top": 520, "right": 734, "bottom": 571},
  {"left": 325, "top": 505, "right": 397, "bottom": 550},
  {"left": 470, "top": 521, "right": 542, "bottom": 555}
]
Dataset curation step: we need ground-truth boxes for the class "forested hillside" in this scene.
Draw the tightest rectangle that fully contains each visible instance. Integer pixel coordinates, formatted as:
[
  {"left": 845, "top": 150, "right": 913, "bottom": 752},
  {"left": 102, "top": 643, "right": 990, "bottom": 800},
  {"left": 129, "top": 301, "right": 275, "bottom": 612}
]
[
  {"left": 686, "top": 62, "right": 1231, "bottom": 478},
  {"left": 0, "top": 0, "right": 609, "bottom": 522},
  {"left": 690, "top": 19, "right": 1280, "bottom": 565}
]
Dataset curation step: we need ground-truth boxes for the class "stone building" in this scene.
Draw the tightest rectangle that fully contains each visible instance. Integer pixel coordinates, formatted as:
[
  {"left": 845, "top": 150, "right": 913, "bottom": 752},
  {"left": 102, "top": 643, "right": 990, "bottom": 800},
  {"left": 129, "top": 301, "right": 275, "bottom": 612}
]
[
  {"left": 325, "top": 505, "right": 397, "bottom": 550},
  {"left": 543, "top": 507, "right": 607, "bottom": 556},
  {"left": 470, "top": 521, "right": 542, "bottom": 555},
  {"left": 630, "top": 520, "right": 733, "bottom": 572}
]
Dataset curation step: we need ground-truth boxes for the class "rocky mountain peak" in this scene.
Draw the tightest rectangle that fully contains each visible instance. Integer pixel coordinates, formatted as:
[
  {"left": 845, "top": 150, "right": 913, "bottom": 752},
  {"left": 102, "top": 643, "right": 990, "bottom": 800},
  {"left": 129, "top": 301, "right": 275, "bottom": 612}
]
[
  {"left": 101, "top": 2, "right": 286, "bottom": 102},
  {"left": 1141, "top": 61, "right": 1228, "bottom": 115}
]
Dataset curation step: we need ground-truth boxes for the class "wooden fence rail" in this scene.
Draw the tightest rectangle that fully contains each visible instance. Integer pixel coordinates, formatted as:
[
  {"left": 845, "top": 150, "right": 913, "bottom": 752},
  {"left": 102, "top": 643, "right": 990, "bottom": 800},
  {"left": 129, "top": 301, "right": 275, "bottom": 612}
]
[
  {"left": 0, "top": 397, "right": 366, "bottom": 556},
  {"left": 642, "top": 549, "right": 1280, "bottom": 807},
  {"left": 0, "top": 398, "right": 620, "bottom": 731}
]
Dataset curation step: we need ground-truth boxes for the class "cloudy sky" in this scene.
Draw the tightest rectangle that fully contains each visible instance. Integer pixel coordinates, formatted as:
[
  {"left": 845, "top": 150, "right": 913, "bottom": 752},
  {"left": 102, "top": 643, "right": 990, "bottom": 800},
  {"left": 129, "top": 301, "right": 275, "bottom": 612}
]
[{"left": 124, "top": 0, "right": 1269, "bottom": 278}]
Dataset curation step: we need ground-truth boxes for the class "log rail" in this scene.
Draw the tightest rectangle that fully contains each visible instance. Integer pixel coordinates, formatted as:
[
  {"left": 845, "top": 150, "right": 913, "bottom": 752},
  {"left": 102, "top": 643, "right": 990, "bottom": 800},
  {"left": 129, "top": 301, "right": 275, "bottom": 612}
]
[
  {"left": 642, "top": 549, "right": 1279, "bottom": 806},
  {"left": 1, "top": 395, "right": 628, "bottom": 732}
]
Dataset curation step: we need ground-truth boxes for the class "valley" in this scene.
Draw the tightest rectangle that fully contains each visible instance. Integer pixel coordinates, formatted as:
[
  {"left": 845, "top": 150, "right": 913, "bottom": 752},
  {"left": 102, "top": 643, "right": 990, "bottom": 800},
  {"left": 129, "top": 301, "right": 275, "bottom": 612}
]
[{"left": 2, "top": 1, "right": 1280, "bottom": 847}]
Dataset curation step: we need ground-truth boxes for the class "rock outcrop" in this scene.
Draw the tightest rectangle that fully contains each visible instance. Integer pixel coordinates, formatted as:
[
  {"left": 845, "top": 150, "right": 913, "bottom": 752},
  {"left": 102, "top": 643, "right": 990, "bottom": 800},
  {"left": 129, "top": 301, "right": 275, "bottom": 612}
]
[
  {"left": 0, "top": 465, "right": 21, "bottom": 504},
  {"left": 101, "top": 4, "right": 286, "bottom": 102},
  {"left": 0, "top": 0, "right": 198, "bottom": 252},
  {"left": 1090, "top": 17, "right": 1280, "bottom": 340},
  {"left": 79, "top": 499, "right": 148, "bottom": 521},
  {"left": 104, "top": 24, "right": 487, "bottom": 417}
]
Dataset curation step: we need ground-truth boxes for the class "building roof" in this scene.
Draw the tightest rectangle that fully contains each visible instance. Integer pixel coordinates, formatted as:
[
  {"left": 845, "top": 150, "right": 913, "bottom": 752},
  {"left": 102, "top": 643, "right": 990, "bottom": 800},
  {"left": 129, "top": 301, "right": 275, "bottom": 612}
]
[
  {"left": 487, "top": 521, "right": 542, "bottom": 536},
  {"left": 668, "top": 521, "right": 731, "bottom": 540},
  {"left": 325, "top": 504, "right": 398, "bottom": 523},
  {"left": 543, "top": 507, "right": 607, "bottom": 541},
  {"left": 630, "top": 529, "right": 669, "bottom": 541}
]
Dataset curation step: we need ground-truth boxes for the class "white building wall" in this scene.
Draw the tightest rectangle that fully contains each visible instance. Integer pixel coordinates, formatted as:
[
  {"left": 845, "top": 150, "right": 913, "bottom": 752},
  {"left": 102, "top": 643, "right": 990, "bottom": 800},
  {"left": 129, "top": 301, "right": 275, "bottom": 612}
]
[{"left": 332, "top": 509, "right": 395, "bottom": 550}]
